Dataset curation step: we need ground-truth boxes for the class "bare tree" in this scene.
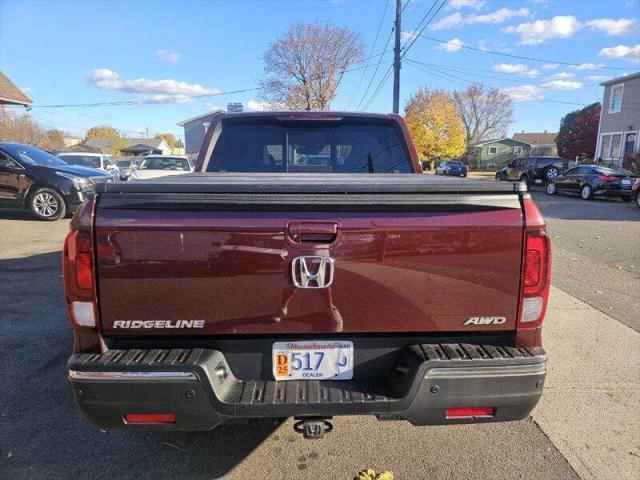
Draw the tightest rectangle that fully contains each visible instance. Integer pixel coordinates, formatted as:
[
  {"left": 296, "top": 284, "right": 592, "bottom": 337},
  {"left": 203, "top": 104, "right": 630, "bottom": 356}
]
[
  {"left": 0, "top": 110, "right": 66, "bottom": 150},
  {"left": 452, "top": 84, "right": 514, "bottom": 144},
  {"left": 261, "top": 21, "right": 364, "bottom": 110}
]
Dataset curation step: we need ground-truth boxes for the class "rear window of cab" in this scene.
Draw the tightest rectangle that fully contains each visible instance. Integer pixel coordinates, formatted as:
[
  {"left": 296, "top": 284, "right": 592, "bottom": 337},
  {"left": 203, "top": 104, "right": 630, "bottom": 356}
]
[{"left": 204, "top": 119, "right": 412, "bottom": 174}]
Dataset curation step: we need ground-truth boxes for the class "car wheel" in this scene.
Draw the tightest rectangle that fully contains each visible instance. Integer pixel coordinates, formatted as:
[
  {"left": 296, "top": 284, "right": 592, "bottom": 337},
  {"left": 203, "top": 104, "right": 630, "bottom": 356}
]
[
  {"left": 444, "top": 170, "right": 449, "bottom": 176},
  {"left": 545, "top": 166, "right": 559, "bottom": 181},
  {"left": 495, "top": 173, "right": 501, "bottom": 181},
  {"left": 29, "top": 187, "right": 66, "bottom": 221},
  {"left": 546, "top": 182, "right": 557, "bottom": 195},
  {"left": 580, "top": 184, "right": 593, "bottom": 200},
  {"left": 636, "top": 194, "right": 640, "bottom": 208},
  {"left": 620, "top": 196, "right": 631, "bottom": 203}
]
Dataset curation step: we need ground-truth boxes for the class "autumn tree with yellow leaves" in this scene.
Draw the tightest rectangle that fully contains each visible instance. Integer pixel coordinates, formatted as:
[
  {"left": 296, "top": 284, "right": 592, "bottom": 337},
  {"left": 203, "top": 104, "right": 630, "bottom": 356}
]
[{"left": 404, "top": 88, "right": 466, "bottom": 163}]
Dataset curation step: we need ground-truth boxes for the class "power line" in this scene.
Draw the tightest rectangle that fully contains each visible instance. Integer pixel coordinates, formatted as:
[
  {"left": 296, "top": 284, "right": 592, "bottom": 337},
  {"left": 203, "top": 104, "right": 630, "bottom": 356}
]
[
  {"left": 408, "top": 59, "right": 602, "bottom": 87},
  {"left": 32, "top": 50, "right": 394, "bottom": 110},
  {"left": 363, "top": 66, "right": 394, "bottom": 111},
  {"left": 356, "top": 28, "right": 396, "bottom": 110},
  {"left": 406, "top": 59, "right": 593, "bottom": 107},
  {"left": 408, "top": 33, "right": 632, "bottom": 70},
  {"left": 400, "top": 0, "right": 448, "bottom": 59},
  {"left": 347, "top": 0, "right": 391, "bottom": 109}
]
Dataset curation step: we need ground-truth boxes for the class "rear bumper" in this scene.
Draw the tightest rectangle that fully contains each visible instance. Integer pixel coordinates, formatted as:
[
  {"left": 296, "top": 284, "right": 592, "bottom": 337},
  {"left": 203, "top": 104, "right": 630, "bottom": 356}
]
[
  {"left": 594, "top": 187, "right": 632, "bottom": 197},
  {"left": 68, "top": 344, "right": 546, "bottom": 430}
]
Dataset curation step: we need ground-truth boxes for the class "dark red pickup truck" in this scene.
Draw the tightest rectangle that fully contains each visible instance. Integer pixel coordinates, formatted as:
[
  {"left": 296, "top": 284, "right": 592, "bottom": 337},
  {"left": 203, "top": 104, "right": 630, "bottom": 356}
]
[{"left": 64, "top": 111, "right": 550, "bottom": 438}]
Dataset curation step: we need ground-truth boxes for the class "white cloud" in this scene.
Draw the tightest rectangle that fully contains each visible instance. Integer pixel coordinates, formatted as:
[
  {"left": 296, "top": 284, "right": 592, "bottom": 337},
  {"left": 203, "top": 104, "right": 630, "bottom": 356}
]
[
  {"left": 150, "top": 94, "right": 191, "bottom": 104},
  {"left": 467, "top": 8, "right": 529, "bottom": 25},
  {"left": 246, "top": 100, "right": 279, "bottom": 111},
  {"left": 447, "top": 0, "right": 485, "bottom": 10},
  {"left": 88, "top": 69, "right": 220, "bottom": 99},
  {"left": 493, "top": 63, "right": 540, "bottom": 76},
  {"left": 599, "top": 44, "right": 640, "bottom": 61},
  {"left": 549, "top": 71, "right": 574, "bottom": 79},
  {"left": 501, "top": 84, "right": 543, "bottom": 102},
  {"left": 586, "top": 18, "right": 639, "bottom": 36},
  {"left": 540, "top": 79, "right": 583, "bottom": 90},
  {"left": 541, "top": 63, "right": 559, "bottom": 70},
  {"left": 431, "top": 8, "right": 528, "bottom": 30},
  {"left": 401, "top": 30, "right": 420, "bottom": 42},
  {"left": 568, "top": 62, "right": 606, "bottom": 70},
  {"left": 430, "top": 12, "right": 463, "bottom": 31},
  {"left": 588, "top": 75, "right": 613, "bottom": 82},
  {"left": 156, "top": 50, "right": 183, "bottom": 64},
  {"left": 438, "top": 38, "right": 464, "bottom": 52},
  {"left": 505, "top": 15, "right": 581, "bottom": 45}
]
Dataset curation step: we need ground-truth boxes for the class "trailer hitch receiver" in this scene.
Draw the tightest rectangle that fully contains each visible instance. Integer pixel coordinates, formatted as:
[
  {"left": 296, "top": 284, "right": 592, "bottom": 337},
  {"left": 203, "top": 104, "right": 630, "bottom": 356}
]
[{"left": 294, "top": 417, "right": 333, "bottom": 439}]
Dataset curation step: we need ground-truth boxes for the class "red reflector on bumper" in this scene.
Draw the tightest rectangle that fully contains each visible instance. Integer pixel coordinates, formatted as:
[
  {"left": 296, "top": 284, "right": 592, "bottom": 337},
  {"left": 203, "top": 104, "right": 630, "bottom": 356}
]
[
  {"left": 446, "top": 407, "right": 495, "bottom": 418},
  {"left": 125, "top": 413, "right": 176, "bottom": 424}
]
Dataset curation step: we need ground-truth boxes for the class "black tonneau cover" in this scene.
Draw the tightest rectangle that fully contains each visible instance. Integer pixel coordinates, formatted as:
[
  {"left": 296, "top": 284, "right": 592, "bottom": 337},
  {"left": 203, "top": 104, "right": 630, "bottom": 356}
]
[{"left": 97, "top": 173, "right": 525, "bottom": 195}]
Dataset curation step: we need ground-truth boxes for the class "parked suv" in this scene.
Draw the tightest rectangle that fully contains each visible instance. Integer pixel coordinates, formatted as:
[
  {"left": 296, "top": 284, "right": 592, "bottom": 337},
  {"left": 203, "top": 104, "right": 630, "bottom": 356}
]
[
  {"left": 496, "top": 156, "right": 563, "bottom": 186},
  {"left": 56, "top": 152, "right": 120, "bottom": 181},
  {"left": 0, "top": 142, "right": 111, "bottom": 220}
]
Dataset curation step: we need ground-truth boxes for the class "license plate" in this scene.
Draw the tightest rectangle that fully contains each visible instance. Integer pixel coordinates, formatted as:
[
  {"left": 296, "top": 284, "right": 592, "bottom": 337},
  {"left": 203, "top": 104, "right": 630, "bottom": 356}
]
[
  {"left": 622, "top": 179, "right": 631, "bottom": 186},
  {"left": 273, "top": 341, "right": 353, "bottom": 380}
]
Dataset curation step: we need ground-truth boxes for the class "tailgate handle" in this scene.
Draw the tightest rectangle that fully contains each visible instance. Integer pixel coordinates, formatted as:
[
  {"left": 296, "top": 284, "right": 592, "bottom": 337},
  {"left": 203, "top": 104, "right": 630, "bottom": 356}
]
[{"left": 288, "top": 222, "right": 338, "bottom": 243}]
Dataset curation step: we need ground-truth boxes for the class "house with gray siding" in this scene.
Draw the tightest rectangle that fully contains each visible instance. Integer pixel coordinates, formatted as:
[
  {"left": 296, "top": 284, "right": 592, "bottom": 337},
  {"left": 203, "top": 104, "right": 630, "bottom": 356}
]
[
  {"left": 594, "top": 72, "right": 640, "bottom": 166},
  {"left": 177, "top": 111, "right": 222, "bottom": 161}
]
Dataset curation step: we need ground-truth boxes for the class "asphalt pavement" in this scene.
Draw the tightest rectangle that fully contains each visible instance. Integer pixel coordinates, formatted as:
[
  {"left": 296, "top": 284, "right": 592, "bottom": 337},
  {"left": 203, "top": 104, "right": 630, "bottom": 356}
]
[{"left": 1, "top": 189, "right": 638, "bottom": 479}]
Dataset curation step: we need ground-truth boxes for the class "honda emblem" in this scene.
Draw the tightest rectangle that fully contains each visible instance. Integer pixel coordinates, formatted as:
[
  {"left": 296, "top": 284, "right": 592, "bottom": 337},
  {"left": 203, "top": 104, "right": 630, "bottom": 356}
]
[{"left": 291, "top": 256, "right": 334, "bottom": 289}]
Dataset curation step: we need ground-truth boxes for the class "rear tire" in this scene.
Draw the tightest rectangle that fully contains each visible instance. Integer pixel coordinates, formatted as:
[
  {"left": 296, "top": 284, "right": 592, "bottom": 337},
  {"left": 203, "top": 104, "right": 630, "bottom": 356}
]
[
  {"left": 546, "top": 182, "right": 557, "bottom": 195},
  {"left": 544, "top": 166, "right": 559, "bottom": 181},
  {"left": 580, "top": 184, "right": 593, "bottom": 200},
  {"left": 620, "top": 196, "right": 631, "bottom": 203},
  {"left": 29, "top": 187, "right": 66, "bottom": 221},
  {"left": 495, "top": 173, "right": 501, "bottom": 181}
]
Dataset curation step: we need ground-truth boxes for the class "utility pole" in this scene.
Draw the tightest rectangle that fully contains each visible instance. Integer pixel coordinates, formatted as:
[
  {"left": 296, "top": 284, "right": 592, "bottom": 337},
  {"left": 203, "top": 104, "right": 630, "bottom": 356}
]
[{"left": 392, "top": 0, "right": 402, "bottom": 114}]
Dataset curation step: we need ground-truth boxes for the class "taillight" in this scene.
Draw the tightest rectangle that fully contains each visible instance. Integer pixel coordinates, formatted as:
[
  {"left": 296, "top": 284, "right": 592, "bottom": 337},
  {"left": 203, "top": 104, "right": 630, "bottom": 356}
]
[
  {"left": 520, "top": 197, "right": 551, "bottom": 329},
  {"left": 598, "top": 174, "right": 621, "bottom": 182},
  {"left": 124, "top": 413, "right": 176, "bottom": 424},
  {"left": 62, "top": 199, "right": 97, "bottom": 330}
]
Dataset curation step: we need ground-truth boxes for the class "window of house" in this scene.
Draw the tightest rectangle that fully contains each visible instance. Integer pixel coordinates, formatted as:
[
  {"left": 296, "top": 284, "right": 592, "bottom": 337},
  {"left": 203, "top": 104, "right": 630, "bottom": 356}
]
[
  {"left": 609, "top": 84, "right": 623, "bottom": 113},
  {"left": 488, "top": 146, "right": 498, "bottom": 155},
  {"left": 599, "top": 133, "right": 623, "bottom": 159},
  {"left": 513, "top": 146, "right": 522, "bottom": 154}
]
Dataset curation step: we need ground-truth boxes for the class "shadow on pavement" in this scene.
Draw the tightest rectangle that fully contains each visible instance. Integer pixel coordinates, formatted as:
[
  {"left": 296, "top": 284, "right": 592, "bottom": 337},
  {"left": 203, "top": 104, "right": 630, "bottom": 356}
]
[{"left": 1, "top": 251, "right": 280, "bottom": 480}]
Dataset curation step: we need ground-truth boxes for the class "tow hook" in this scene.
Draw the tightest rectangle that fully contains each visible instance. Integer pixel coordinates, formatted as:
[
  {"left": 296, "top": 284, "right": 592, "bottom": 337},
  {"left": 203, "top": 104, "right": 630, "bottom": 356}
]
[{"left": 293, "top": 417, "right": 333, "bottom": 439}]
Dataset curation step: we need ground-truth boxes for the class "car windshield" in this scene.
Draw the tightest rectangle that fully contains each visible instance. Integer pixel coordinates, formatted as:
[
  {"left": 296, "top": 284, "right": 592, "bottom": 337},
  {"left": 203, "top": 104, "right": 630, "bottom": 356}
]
[
  {"left": 59, "top": 155, "right": 101, "bottom": 168},
  {"left": 2, "top": 144, "right": 68, "bottom": 167},
  {"left": 138, "top": 157, "right": 190, "bottom": 170},
  {"left": 205, "top": 119, "right": 412, "bottom": 173},
  {"left": 449, "top": 161, "right": 463, "bottom": 166}
]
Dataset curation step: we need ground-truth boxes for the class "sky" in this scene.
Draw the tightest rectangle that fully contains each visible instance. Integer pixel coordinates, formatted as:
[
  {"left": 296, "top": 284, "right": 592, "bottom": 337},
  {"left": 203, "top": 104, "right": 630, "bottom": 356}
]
[{"left": 1, "top": 0, "right": 639, "bottom": 140}]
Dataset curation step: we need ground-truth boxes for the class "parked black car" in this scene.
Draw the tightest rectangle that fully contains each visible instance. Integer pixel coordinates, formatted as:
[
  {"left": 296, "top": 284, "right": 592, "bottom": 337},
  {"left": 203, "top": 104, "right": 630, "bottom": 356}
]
[
  {"left": 546, "top": 164, "right": 636, "bottom": 201},
  {"left": 496, "top": 156, "right": 564, "bottom": 186},
  {"left": 0, "top": 142, "right": 111, "bottom": 220}
]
